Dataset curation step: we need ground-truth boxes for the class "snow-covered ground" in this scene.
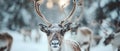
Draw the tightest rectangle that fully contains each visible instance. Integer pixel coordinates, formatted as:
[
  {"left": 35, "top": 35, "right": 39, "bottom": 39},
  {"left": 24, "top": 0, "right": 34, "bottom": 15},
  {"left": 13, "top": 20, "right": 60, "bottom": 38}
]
[
  {"left": 0, "top": 29, "right": 114, "bottom": 51},
  {"left": 0, "top": 0, "right": 119, "bottom": 51},
  {"left": 0, "top": 29, "right": 48, "bottom": 51}
]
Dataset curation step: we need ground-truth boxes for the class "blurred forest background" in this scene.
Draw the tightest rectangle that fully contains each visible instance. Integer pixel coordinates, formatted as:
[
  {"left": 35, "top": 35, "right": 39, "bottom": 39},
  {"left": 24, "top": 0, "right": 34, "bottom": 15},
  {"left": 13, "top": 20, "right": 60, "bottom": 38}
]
[
  {"left": 0, "top": 0, "right": 120, "bottom": 35},
  {"left": 0, "top": 0, "right": 120, "bottom": 51}
]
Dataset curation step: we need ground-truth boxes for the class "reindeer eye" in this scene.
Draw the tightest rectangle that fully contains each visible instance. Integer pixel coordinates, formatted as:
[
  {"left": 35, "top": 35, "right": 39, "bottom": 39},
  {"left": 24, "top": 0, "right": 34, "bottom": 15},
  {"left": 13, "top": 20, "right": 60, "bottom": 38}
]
[
  {"left": 60, "top": 30, "right": 65, "bottom": 36},
  {"left": 46, "top": 30, "right": 51, "bottom": 36}
]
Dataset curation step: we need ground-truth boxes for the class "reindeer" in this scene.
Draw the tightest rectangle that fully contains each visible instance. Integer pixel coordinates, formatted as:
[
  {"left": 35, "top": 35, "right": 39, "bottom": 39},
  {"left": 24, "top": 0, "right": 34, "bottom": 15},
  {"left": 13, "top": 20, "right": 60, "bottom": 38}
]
[
  {"left": 33, "top": 28, "right": 41, "bottom": 43},
  {"left": 18, "top": 28, "right": 41, "bottom": 42},
  {"left": 66, "top": 26, "right": 93, "bottom": 51},
  {"left": 103, "top": 18, "right": 120, "bottom": 51},
  {"left": 18, "top": 28, "right": 32, "bottom": 42},
  {"left": 104, "top": 32, "right": 120, "bottom": 51},
  {"left": 64, "top": 0, "right": 102, "bottom": 51},
  {"left": 67, "top": 22, "right": 102, "bottom": 51},
  {"left": 33, "top": 0, "right": 81, "bottom": 51},
  {"left": 0, "top": 33, "right": 13, "bottom": 51}
]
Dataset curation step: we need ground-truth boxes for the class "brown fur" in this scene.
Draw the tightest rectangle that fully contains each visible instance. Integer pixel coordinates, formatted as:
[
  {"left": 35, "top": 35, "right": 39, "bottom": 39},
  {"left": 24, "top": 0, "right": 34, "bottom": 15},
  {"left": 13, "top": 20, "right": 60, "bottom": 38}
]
[
  {"left": 47, "top": 32, "right": 64, "bottom": 50},
  {"left": 75, "top": 27, "right": 92, "bottom": 51},
  {"left": 0, "top": 33, "right": 13, "bottom": 51},
  {"left": 72, "top": 43, "right": 81, "bottom": 51},
  {"left": 80, "top": 29, "right": 92, "bottom": 36},
  {"left": 93, "top": 35, "right": 102, "bottom": 45},
  {"left": 64, "top": 40, "right": 81, "bottom": 51}
]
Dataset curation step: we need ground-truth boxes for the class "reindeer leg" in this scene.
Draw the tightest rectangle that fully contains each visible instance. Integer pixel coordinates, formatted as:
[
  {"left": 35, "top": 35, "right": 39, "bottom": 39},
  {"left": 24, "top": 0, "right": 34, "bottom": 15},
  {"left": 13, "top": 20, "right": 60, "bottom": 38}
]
[
  {"left": 112, "top": 46, "right": 117, "bottom": 51},
  {"left": 82, "top": 42, "right": 90, "bottom": 51},
  {"left": 35, "top": 37, "right": 40, "bottom": 43},
  {"left": 7, "top": 38, "right": 13, "bottom": 51},
  {"left": 35, "top": 37, "right": 38, "bottom": 43},
  {"left": 71, "top": 42, "right": 81, "bottom": 51},
  {"left": 7, "top": 34, "right": 13, "bottom": 51},
  {"left": 118, "top": 46, "right": 120, "bottom": 51},
  {"left": 85, "top": 46, "right": 90, "bottom": 51},
  {"left": 29, "top": 35, "right": 32, "bottom": 41},
  {"left": 0, "top": 46, "right": 7, "bottom": 51},
  {"left": 35, "top": 34, "right": 41, "bottom": 43},
  {"left": 23, "top": 35, "right": 26, "bottom": 42}
]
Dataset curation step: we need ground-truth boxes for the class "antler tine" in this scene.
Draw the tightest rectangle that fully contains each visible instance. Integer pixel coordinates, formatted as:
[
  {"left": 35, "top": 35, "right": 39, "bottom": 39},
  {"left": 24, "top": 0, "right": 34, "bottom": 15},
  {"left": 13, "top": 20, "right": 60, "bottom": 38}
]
[
  {"left": 34, "top": 0, "right": 52, "bottom": 26},
  {"left": 60, "top": 0, "right": 76, "bottom": 25},
  {"left": 74, "top": 0, "right": 84, "bottom": 23}
]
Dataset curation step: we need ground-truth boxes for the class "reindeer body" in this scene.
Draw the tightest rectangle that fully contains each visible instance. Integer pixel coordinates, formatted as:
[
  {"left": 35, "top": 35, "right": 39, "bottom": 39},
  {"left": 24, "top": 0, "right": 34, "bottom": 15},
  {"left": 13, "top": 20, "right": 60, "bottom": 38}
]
[
  {"left": 33, "top": 0, "right": 82, "bottom": 51},
  {"left": 18, "top": 28, "right": 32, "bottom": 41},
  {"left": 61, "top": 40, "right": 81, "bottom": 51},
  {"left": 66, "top": 27, "right": 92, "bottom": 51},
  {"left": 104, "top": 33, "right": 120, "bottom": 51},
  {"left": 0, "top": 33, "right": 13, "bottom": 51}
]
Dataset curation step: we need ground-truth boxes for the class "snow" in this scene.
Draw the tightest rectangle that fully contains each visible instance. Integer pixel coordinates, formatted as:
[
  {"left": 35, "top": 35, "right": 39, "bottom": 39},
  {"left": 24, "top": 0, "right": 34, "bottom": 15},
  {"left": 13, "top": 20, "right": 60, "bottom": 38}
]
[
  {"left": 0, "top": 0, "right": 118, "bottom": 51},
  {"left": 0, "top": 29, "right": 48, "bottom": 51},
  {"left": 90, "top": 38, "right": 113, "bottom": 51},
  {"left": 0, "top": 29, "right": 114, "bottom": 51},
  {"left": 100, "top": 0, "right": 109, "bottom": 7},
  {"left": 20, "top": 8, "right": 32, "bottom": 25}
]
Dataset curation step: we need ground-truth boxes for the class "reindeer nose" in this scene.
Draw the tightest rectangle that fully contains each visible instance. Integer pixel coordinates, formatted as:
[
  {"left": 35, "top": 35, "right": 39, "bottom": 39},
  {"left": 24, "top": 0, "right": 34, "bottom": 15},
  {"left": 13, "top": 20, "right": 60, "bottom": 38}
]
[
  {"left": 51, "top": 40, "right": 60, "bottom": 48},
  {"left": 51, "top": 40, "right": 59, "bottom": 45}
]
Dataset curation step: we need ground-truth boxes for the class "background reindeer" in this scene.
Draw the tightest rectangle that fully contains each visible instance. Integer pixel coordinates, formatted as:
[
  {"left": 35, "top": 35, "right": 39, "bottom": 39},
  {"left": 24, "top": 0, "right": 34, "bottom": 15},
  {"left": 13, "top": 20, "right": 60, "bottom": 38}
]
[
  {"left": 104, "top": 32, "right": 120, "bottom": 51},
  {"left": 33, "top": 0, "right": 81, "bottom": 51},
  {"left": 0, "top": 33, "right": 13, "bottom": 51},
  {"left": 64, "top": 0, "right": 102, "bottom": 51},
  {"left": 63, "top": 0, "right": 92, "bottom": 51},
  {"left": 18, "top": 27, "right": 41, "bottom": 43},
  {"left": 18, "top": 28, "right": 32, "bottom": 42},
  {"left": 66, "top": 26, "right": 93, "bottom": 51},
  {"left": 103, "top": 20, "right": 120, "bottom": 51}
]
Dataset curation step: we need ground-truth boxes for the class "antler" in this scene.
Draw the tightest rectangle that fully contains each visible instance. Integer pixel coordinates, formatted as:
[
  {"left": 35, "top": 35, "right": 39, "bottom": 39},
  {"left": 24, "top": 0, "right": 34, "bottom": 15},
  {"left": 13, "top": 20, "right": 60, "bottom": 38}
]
[
  {"left": 33, "top": 0, "right": 52, "bottom": 26},
  {"left": 33, "top": 0, "right": 77, "bottom": 26},
  {"left": 67, "top": 0, "right": 84, "bottom": 25},
  {"left": 60, "top": 0, "right": 77, "bottom": 25},
  {"left": 74, "top": 0, "right": 84, "bottom": 23},
  {"left": 60, "top": 0, "right": 84, "bottom": 26}
]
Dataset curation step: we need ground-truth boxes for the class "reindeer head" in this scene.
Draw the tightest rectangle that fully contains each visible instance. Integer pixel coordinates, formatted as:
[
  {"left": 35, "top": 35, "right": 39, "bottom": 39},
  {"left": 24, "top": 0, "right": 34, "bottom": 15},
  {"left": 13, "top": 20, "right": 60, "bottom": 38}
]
[
  {"left": 104, "top": 34, "right": 115, "bottom": 45},
  {"left": 33, "top": 0, "right": 77, "bottom": 50},
  {"left": 39, "top": 23, "right": 72, "bottom": 49}
]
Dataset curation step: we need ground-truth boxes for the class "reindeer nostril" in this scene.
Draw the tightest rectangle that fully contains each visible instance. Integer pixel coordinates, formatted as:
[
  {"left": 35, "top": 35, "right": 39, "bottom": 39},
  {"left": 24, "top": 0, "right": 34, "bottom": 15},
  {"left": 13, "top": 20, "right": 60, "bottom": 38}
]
[
  {"left": 51, "top": 42, "right": 59, "bottom": 45},
  {"left": 52, "top": 43, "right": 54, "bottom": 45},
  {"left": 57, "top": 43, "right": 59, "bottom": 45},
  {"left": 51, "top": 40, "right": 60, "bottom": 45}
]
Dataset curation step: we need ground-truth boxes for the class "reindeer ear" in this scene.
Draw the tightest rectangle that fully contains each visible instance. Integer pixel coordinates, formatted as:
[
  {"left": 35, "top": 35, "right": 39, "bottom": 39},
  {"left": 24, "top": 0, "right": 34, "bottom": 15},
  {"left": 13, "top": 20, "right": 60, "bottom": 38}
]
[
  {"left": 64, "top": 22, "right": 72, "bottom": 31},
  {"left": 109, "top": 34, "right": 115, "bottom": 39},
  {"left": 39, "top": 24, "right": 48, "bottom": 33},
  {"left": 60, "top": 23, "right": 72, "bottom": 36}
]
